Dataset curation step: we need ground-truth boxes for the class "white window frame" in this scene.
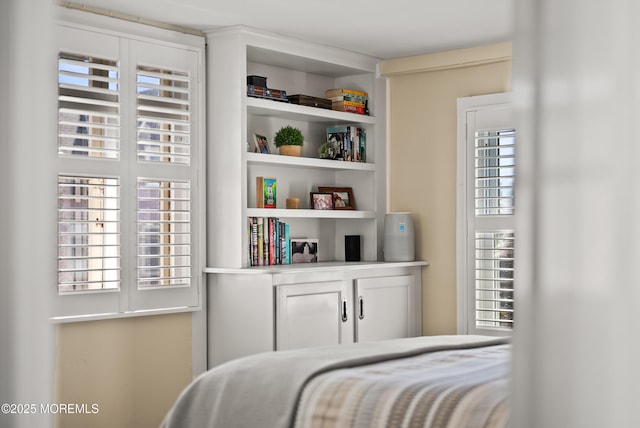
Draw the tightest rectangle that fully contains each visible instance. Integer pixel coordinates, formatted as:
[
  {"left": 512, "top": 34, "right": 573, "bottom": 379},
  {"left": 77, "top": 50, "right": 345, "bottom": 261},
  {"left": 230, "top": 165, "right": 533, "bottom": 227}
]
[
  {"left": 456, "top": 92, "right": 513, "bottom": 336},
  {"left": 53, "top": 9, "right": 206, "bottom": 322}
]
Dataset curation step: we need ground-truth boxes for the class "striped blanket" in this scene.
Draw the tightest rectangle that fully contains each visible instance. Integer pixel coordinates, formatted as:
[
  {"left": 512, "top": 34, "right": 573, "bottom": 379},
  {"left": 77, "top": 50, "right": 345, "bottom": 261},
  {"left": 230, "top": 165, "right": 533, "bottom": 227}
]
[
  {"left": 161, "top": 335, "right": 510, "bottom": 428},
  {"left": 294, "top": 344, "right": 510, "bottom": 428}
]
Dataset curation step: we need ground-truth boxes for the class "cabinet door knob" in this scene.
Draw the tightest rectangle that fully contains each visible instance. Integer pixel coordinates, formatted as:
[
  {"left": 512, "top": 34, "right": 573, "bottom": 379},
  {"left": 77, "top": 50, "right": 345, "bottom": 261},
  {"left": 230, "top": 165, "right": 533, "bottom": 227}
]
[
  {"left": 358, "top": 296, "right": 365, "bottom": 320},
  {"left": 341, "top": 298, "right": 348, "bottom": 322}
]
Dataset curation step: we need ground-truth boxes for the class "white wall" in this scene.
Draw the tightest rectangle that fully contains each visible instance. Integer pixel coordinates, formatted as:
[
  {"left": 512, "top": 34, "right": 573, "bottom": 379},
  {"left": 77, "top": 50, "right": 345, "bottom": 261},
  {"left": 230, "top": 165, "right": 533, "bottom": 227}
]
[
  {"left": 512, "top": 0, "right": 640, "bottom": 426},
  {"left": 0, "top": 0, "right": 56, "bottom": 427}
]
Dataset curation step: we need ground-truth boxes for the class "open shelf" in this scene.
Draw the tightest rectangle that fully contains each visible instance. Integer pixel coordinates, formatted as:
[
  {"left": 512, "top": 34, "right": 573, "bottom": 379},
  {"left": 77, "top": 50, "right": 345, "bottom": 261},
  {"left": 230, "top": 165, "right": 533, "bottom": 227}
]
[
  {"left": 245, "top": 152, "right": 375, "bottom": 171},
  {"left": 246, "top": 97, "right": 376, "bottom": 125},
  {"left": 204, "top": 260, "right": 429, "bottom": 274},
  {"left": 246, "top": 208, "right": 376, "bottom": 219}
]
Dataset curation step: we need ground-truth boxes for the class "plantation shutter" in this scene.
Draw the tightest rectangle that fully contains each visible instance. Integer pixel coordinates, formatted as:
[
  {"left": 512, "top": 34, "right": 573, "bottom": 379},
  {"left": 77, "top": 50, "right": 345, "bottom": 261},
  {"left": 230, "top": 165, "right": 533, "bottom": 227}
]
[
  {"left": 57, "top": 175, "right": 120, "bottom": 293},
  {"left": 474, "top": 129, "right": 515, "bottom": 330},
  {"left": 475, "top": 129, "right": 515, "bottom": 216},
  {"left": 137, "top": 179, "right": 192, "bottom": 289},
  {"left": 457, "top": 93, "right": 514, "bottom": 335},
  {"left": 136, "top": 66, "right": 191, "bottom": 164},
  {"left": 58, "top": 53, "right": 120, "bottom": 159},
  {"left": 55, "top": 24, "right": 203, "bottom": 319},
  {"left": 127, "top": 39, "right": 201, "bottom": 312}
]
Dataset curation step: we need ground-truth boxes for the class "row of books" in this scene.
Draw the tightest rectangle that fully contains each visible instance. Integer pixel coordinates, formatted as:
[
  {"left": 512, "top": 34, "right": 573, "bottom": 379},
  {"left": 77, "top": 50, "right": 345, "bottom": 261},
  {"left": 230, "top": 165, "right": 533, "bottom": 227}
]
[
  {"left": 248, "top": 217, "right": 291, "bottom": 266},
  {"left": 324, "top": 88, "right": 369, "bottom": 115},
  {"left": 326, "top": 125, "right": 366, "bottom": 162}
]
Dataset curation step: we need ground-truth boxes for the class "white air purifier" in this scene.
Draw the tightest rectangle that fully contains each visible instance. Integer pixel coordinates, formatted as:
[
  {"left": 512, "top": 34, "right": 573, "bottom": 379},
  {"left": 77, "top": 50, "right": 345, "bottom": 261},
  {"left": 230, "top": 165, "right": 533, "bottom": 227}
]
[{"left": 383, "top": 212, "right": 415, "bottom": 262}]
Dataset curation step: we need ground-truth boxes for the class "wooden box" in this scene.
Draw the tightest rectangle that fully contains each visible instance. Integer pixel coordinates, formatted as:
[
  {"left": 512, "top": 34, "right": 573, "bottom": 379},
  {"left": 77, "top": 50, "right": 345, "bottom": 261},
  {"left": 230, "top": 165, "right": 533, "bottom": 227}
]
[{"left": 287, "top": 94, "right": 332, "bottom": 110}]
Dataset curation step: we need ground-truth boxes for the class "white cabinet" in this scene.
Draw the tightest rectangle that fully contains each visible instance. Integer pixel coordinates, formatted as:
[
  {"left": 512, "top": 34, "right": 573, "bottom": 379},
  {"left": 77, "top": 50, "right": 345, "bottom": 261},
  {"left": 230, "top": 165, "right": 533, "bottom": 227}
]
[
  {"left": 354, "top": 275, "right": 418, "bottom": 343},
  {"left": 206, "top": 262, "right": 426, "bottom": 368},
  {"left": 276, "top": 280, "right": 350, "bottom": 350}
]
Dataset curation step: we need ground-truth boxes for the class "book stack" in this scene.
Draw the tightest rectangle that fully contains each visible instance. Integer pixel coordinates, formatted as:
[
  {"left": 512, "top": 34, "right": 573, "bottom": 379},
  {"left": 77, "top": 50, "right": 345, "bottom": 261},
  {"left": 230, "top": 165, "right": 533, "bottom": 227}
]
[
  {"left": 326, "top": 125, "right": 366, "bottom": 162},
  {"left": 324, "top": 88, "right": 369, "bottom": 115},
  {"left": 248, "top": 217, "right": 291, "bottom": 266}
]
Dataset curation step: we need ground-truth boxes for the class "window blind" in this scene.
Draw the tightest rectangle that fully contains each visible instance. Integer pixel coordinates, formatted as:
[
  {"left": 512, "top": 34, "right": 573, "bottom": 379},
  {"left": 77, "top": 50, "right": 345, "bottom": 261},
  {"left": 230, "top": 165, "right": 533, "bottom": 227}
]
[
  {"left": 475, "top": 231, "right": 514, "bottom": 328},
  {"left": 137, "top": 179, "right": 191, "bottom": 288},
  {"left": 58, "top": 53, "right": 120, "bottom": 159},
  {"left": 55, "top": 21, "right": 203, "bottom": 319},
  {"left": 57, "top": 175, "right": 120, "bottom": 293},
  {"left": 475, "top": 129, "right": 515, "bottom": 216},
  {"left": 474, "top": 127, "right": 516, "bottom": 329},
  {"left": 136, "top": 66, "right": 191, "bottom": 164}
]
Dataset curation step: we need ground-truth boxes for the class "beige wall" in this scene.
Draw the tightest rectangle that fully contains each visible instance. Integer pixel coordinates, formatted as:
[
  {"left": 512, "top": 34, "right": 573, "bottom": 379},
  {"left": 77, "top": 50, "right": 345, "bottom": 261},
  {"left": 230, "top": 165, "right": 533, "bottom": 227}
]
[
  {"left": 51, "top": 43, "right": 511, "bottom": 428},
  {"left": 55, "top": 313, "right": 192, "bottom": 428},
  {"left": 382, "top": 43, "right": 512, "bottom": 335}
]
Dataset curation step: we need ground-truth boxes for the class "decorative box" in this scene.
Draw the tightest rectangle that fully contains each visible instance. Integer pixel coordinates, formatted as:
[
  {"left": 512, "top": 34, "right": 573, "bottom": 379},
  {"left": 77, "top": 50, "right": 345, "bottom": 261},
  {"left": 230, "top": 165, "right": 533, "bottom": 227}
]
[
  {"left": 287, "top": 94, "right": 332, "bottom": 110},
  {"left": 247, "top": 85, "right": 288, "bottom": 102},
  {"left": 247, "top": 75, "right": 267, "bottom": 87}
]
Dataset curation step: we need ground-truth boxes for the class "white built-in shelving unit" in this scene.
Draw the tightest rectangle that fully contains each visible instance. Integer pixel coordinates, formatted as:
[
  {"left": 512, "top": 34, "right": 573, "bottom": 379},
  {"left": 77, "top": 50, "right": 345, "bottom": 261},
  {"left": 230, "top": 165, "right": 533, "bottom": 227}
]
[
  {"left": 206, "top": 26, "right": 387, "bottom": 269},
  {"left": 204, "top": 26, "right": 427, "bottom": 368}
]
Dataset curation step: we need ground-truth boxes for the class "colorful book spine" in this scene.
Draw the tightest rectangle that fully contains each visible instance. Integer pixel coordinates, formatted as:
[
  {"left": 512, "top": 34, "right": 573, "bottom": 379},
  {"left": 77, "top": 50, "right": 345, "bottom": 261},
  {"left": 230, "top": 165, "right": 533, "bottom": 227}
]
[
  {"left": 269, "top": 218, "right": 275, "bottom": 265},
  {"left": 284, "top": 223, "right": 290, "bottom": 264},
  {"left": 256, "top": 217, "right": 264, "bottom": 266},
  {"left": 331, "top": 102, "right": 367, "bottom": 115},
  {"left": 324, "top": 88, "right": 368, "bottom": 98},
  {"left": 262, "top": 219, "right": 267, "bottom": 266},
  {"left": 326, "top": 94, "right": 368, "bottom": 104},
  {"left": 250, "top": 218, "right": 258, "bottom": 266},
  {"left": 332, "top": 99, "right": 366, "bottom": 108},
  {"left": 359, "top": 128, "right": 366, "bottom": 163}
]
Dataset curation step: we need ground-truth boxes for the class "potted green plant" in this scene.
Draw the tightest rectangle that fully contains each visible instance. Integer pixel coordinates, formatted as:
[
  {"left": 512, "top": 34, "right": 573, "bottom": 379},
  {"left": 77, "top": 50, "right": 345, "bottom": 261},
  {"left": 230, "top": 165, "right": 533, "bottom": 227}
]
[{"left": 274, "top": 125, "right": 304, "bottom": 156}]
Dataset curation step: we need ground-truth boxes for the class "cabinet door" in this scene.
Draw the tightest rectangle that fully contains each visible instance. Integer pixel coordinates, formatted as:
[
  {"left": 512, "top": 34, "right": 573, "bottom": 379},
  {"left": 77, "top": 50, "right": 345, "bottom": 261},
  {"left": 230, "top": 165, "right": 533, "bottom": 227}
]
[
  {"left": 354, "top": 275, "right": 417, "bottom": 343},
  {"left": 276, "top": 281, "right": 350, "bottom": 351}
]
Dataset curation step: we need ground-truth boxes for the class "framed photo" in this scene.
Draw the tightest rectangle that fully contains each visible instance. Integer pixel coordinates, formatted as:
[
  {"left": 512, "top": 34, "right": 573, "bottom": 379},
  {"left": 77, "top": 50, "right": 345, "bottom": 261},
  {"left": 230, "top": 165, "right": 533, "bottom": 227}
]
[
  {"left": 290, "top": 238, "right": 318, "bottom": 263},
  {"left": 310, "top": 192, "right": 333, "bottom": 210},
  {"left": 317, "top": 186, "right": 355, "bottom": 210},
  {"left": 253, "top": 133, "right": 270, "bottom": 154}
]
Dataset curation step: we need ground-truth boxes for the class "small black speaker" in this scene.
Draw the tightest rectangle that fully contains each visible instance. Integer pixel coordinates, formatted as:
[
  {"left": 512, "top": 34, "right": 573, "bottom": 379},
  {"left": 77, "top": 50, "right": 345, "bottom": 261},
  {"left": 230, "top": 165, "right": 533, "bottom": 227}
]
[{"left": 345, "top": 235, "right": 361, "bottom": 262}]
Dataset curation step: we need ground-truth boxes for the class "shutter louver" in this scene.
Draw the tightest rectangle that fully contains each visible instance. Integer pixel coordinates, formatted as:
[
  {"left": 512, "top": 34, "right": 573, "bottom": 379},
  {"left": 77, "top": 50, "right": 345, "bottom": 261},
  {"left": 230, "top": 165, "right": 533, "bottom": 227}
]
[
  {"left": 473, "top": 127, "right": 516, "bottom": 330},
  {"left": 137, "top": 179, "right": 191, "bottom": 288},
  {"left": 58, "top": 53, "right": 120, "bottom": 159},
  {"left": 58, "top": 175, "right": 120, "bottom": 293},
  {"left": 475, "top": 129, "right": 515, "bottom": 216},
  {"left": 475, "top": 231, "right": 514, "bottom": 328},
  {"left": 136, "top": 67, "right": 191, "bottom": 164}
]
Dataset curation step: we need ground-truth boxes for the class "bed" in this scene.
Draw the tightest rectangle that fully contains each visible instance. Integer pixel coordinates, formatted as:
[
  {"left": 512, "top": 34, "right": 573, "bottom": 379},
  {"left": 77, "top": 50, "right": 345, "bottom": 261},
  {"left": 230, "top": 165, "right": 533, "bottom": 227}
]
[{"left": 161, "top": 335, "right": 511, "bottom": 428}]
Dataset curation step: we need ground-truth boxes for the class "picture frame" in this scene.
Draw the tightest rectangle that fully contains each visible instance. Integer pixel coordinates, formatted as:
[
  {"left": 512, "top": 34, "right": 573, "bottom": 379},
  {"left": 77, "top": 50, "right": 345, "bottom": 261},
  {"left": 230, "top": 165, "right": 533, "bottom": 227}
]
[
  {"left": 253, "top": 133, "right": 270, "bottom": 154},
  {"left": 290, "top": 238, "right": 319, "bottom": 263},
  {"left": 317, "top": 186, "right": 355, "bottom": 210},
  {"left": 310, "top": 192, "right": 333, "bottom": 210}
]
